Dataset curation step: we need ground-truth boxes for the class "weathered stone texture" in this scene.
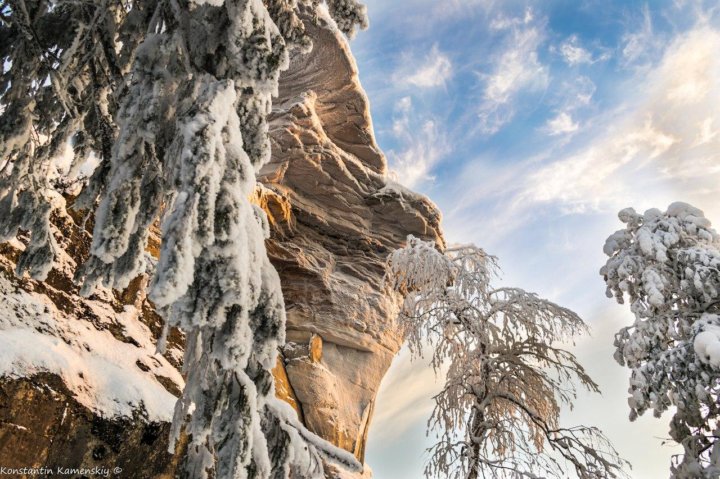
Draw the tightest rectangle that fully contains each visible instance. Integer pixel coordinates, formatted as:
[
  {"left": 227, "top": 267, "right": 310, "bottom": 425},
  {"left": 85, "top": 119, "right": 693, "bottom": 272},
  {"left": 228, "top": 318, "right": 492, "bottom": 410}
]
[
  {"left": 260, "top": 19, "right": 443, "bottom": 464},
  {"left": 0, "top": 15, "right": 443, "bottom": 478}
]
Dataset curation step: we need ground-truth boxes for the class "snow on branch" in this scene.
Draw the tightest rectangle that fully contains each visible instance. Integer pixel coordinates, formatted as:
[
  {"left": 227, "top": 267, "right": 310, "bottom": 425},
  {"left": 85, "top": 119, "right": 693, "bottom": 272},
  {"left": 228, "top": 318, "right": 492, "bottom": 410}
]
[
  {"left": 388, "top": 235, "right": 628, "bottom": 479},
  {"left": 601, "top": 202, "right": 720, "bottom": 477},
  {"left": 1, "top": 0, "right": 368, "bottom": 478},
  {"left": 326, "top": 0, "right": 368, "bottom": 38}
]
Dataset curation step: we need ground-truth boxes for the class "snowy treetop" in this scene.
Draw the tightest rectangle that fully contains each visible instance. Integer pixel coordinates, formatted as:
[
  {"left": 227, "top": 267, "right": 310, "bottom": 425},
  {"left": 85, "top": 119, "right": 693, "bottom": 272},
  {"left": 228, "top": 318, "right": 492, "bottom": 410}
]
[
  {"left": 601, "top": 202, "right": 720, "bottom": 477},
  {"left": 389, "top": 235, "right": 627, "bottom": 479}
]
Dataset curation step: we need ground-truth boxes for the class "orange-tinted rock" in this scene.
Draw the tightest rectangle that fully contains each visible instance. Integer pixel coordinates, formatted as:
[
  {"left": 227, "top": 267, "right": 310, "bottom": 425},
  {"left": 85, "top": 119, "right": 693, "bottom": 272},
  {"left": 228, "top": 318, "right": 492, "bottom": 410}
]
[
  {"left": 0, "top": 374, "right": 178, "bottom": 479},
  {"left": 259, "top": 17, "right": 444, "bottom": 468},
  {"left": 272, "top": 355, "right": 305, "bottom": 421},
  {"left": 309, "top": 334, "right": 323, "bottom": 363}
]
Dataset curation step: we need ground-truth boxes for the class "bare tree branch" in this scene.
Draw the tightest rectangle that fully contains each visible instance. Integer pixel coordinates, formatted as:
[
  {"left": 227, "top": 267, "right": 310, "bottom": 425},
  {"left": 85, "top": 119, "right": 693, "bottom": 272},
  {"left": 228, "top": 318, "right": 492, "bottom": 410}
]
[{"left": 387, "top": 235, "right": 629, "bottom": 479}]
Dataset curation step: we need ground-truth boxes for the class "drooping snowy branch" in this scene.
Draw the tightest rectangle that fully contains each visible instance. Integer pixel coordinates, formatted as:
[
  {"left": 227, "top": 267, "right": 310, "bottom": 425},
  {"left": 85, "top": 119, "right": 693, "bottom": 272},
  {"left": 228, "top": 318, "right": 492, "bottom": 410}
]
[
  {"left": 388, "top": 236, "right": 627, "bottom": 479},
  {"left": 0, "top": 0, "right": 134, "bottom": 280},
  {"left": 601, "top": 203, "right": 720, "bottom": 478},
  {"left": 1, "top": 1, "right": 367, "bottom": 478},
  {"left": 326, "top": 0, "right": 368, "bottom": 37}
]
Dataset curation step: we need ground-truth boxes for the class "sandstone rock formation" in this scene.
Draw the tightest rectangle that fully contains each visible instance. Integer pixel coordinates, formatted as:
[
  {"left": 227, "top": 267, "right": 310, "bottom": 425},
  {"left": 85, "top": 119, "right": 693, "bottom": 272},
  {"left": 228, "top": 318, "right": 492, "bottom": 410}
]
[
  {"left": 260, "top": 18, "right": 443, "bottom": 463},
  {"left": 0, "top": 15, "right": 443, "bottom": 478}
]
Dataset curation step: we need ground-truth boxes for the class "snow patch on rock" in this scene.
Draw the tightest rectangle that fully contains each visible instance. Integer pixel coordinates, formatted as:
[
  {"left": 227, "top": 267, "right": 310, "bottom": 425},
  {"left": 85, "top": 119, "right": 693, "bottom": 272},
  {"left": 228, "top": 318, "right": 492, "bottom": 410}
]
[{"left": 0, "top": 273, "right": 182, "bottom": 421}]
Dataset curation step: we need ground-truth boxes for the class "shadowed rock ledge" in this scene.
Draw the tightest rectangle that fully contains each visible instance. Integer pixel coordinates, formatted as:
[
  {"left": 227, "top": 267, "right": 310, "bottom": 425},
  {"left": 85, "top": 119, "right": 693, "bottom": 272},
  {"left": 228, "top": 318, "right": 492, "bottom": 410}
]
[{"left": 0, "top": 14, "right": 443, "bottom": 479}]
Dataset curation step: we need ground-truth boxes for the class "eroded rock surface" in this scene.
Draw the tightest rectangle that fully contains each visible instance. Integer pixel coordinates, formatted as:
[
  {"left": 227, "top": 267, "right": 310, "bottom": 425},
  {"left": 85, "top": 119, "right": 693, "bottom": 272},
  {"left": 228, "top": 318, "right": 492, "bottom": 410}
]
[
  {"left": 0, "top": 15, "right": 443, "bottom": 478},
  {"left": 0, "top": 374, "right": 183, "bottom": 479},
  {"left": 260, "top": 19, "right": 443, "bottom": 463}
]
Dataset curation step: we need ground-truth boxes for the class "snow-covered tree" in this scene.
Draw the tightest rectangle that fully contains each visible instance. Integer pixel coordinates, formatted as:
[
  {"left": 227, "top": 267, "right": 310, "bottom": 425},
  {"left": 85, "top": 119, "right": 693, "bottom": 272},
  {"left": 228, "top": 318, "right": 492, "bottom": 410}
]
[
  {"left": 387, "top": 236, "right": 627, "bottom": 479},
  {"left": 601, "top": 202, "right": 720, "bottom": 478},
  {"left": 1, "top": 1, "right": 366, "bottom": 477}
]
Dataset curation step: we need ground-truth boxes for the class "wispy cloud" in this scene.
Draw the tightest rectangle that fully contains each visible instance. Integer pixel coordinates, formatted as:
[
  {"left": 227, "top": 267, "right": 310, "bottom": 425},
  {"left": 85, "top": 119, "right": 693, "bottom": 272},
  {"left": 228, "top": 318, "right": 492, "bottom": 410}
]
[
  {"left": 556, "top": 35, "right": 611, "bottom": 66},
  {"left": 395, "top": 44, "right": 453, "bottom": 89},
  {"left": 369, "top": 348, "right": 442, "bottom": 441},
  {"left": 386, "top": 97, "right": 450, "bottom": 188},
  {"left": 544, "top": 112, "right": 579, "bottom": 136},
  {"left": 446, "top": 23, "right": 720, "bottom": 247},
  {"left": 540, "top": 76, "right": 596, "bottom": 137},
  {"left": 522, "top": 117, "right": 678, "bottom": 213},
  {"left": 559, "top": 76, "right": 596, "bottom": 108},
  {"left": 477, "top": 8, "right": 548, "bottom": 135},
  {"left": 559, "top": 35, "right": 593, "bottom": 65},
  {"left": 694, "top": 117, "right": 719, "bottom": 146},
  {"left": 524, "top": 25, "right": 720, "bottom": 213},
  {"left": 541, "top": 75, "right": 596, "bottom": 138},
  {"left": 621, "top": 4, "right": 661, "bottom": 67}
]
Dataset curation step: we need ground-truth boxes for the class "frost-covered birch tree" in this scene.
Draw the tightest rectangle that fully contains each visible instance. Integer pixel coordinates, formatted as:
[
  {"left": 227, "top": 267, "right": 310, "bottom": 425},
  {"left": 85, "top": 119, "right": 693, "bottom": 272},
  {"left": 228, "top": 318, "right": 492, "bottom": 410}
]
[
  {"left": 387, "top": 236, "right": 627, "bottom": 479},
  {"left": 1, "top": 0, "right": 366, "bottom": 477},
  {"left": 601, "top": 202, "right": 720, "bottom": 478}
]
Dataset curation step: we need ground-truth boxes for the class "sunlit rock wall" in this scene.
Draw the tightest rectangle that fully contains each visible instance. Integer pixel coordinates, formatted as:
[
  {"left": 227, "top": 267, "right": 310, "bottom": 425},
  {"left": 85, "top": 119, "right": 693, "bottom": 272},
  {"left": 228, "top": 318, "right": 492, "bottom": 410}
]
[
  {"left": 259, "top": 18, "right": 444, "bottom": 464},
  {"left": 0, "top": 13, "right": 443, "bottom": 479}
]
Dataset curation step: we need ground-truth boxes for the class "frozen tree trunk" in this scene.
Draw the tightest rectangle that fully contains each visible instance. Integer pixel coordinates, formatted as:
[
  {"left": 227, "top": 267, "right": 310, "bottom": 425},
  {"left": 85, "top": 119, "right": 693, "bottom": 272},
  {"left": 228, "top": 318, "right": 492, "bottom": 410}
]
[{"left": 466, "top": 406, "right": 483, "bottom": 479}]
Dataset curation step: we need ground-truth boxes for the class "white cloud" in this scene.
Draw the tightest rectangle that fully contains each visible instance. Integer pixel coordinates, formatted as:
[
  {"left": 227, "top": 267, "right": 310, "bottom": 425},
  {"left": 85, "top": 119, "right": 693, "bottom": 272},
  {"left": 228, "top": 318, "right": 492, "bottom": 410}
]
[
  {"left": 559, "top": 35, "right": 594, "bottom": 65},
  {"left": 446, "top": 24, "right": 720, "bottom": 248},
  {"left": 477, "top": 9, "right": 548, "bottom": 135},
  {"left": 544, "top": 111, "right": 579, "bottom": 136},
  {"left": 522, "top": 26, "right": 720, "bottom": 214},
  {"left": 428, "top": 0, "right": 497, "bottom": 22},
  {"left": 386, "top": 97, "right": 450, "bottom": 188},
  {"left": 621, "top": 4, "right": 660, "bottom": 66},
  {"left": 524, "top": 117, "right": 678, "bottom": 213},
  {"left": 563, "top": 76, "right": 596, "bottom": 107},
  {"left": 541, "top": 76, "right": 596, "bottom": 137},
  {"left": 663, "top": 35, "right": 716, "bottom": 103},
  {"left": 482, "top": 28, "right": 545, "bottom": 104},
  {"left": 556, "top": 35, "right": 610, "bottom": 66},
  {"left": 695, "top": 117, "right": 719, "bottom": 146},
  {"left": 489, "top": 6, "right": 535, "bottom": 31},
  {"left": 397, "top": 44, "right": 453, "bottom": 88}
]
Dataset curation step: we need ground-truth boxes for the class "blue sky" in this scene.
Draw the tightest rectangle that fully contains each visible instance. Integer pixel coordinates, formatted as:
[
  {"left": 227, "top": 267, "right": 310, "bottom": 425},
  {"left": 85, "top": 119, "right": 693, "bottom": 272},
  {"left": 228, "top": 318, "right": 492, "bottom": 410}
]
[{"left": 348, "top": 1, "right": 720, "bottom": 478}]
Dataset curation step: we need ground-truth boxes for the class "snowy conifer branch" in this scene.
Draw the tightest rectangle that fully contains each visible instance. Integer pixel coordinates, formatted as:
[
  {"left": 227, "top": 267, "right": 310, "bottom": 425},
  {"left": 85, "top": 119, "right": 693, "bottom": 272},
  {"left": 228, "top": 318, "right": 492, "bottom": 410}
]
[
  {"left": 326, "top": 0, "right": 368, "bottom": 37},
  {"left": 2, "top": 1, "right": 368, "bottom": 478},
  {"left": 601, "top": 202, "right": 720, "bottom": 478},
  {"left": 388, "top": 235, "right": 628, "bottom": 479}
]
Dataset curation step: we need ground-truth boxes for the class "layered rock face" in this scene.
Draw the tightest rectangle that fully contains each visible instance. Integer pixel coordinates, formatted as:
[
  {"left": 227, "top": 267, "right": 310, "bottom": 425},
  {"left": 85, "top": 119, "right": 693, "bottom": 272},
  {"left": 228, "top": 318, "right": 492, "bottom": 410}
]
[
  {"left": 0, "top": 16, "right": 443, "bottom": 478},
  {"left": 259, "top": 19, "right": 443, "bottom": 463}
]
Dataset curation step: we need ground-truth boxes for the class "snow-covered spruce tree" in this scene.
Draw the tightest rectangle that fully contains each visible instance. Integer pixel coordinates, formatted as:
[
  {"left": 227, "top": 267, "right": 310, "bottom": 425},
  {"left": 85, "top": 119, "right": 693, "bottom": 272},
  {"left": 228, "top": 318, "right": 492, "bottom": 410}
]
[
  {"left": 601, "top": 203, "right": 720, "bottom": 477},
  {"left": 387, "top": 236, "right": 627, "bottom": 479},
  {"left": 1, "top": 1, "right": 367, "bottom": 477}
]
